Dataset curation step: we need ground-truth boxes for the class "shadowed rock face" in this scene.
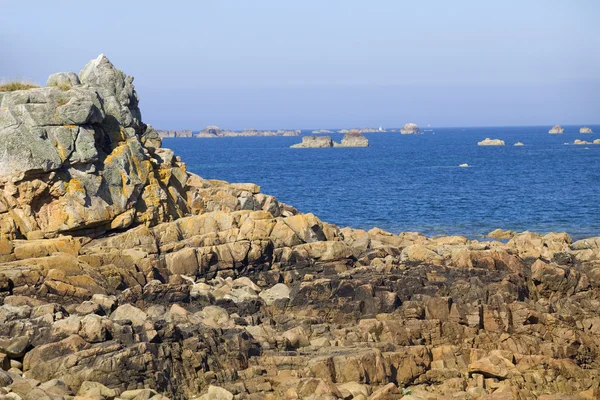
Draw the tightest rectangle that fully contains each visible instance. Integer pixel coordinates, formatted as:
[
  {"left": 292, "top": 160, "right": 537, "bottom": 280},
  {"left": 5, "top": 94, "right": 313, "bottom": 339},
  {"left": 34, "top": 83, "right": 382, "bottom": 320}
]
[{"left": 0, "top": 57, "right": 599, "bottom": 400}]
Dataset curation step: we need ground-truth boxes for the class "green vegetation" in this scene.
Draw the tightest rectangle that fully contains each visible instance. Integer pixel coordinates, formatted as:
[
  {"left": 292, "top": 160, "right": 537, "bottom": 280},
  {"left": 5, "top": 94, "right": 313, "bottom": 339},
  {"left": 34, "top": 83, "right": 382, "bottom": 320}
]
[
  {"left": 56, "top": 97, "right": 69, "bottom": 107},
  {"left": 0, "top": 81, "right": 39, "bottom": 92}
]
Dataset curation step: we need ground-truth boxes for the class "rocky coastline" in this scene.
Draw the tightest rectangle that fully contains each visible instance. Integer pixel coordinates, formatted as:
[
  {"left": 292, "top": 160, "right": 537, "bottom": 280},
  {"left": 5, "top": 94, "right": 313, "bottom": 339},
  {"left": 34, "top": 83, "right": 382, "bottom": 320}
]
[{"left": 0, "top": 56, "right": 599, "bottom": 400}]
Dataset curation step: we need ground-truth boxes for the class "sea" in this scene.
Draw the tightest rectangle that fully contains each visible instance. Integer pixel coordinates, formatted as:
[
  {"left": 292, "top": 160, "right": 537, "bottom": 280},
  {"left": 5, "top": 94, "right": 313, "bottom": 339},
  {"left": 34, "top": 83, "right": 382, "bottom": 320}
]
[{"left": 163, "top": 125, "right": 600, "bottom": 240}]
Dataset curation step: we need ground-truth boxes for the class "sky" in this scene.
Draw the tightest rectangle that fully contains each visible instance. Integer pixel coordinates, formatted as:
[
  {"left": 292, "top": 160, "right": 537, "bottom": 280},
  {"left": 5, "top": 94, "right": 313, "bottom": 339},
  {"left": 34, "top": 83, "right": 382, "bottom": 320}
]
[{"left": 2, "top": 0, "right": 599, "bottom": 130}]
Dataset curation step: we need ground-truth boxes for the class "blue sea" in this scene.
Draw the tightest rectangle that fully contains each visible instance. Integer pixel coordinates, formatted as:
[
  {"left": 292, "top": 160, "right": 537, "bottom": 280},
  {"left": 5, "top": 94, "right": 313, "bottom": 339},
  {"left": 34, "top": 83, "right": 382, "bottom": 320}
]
[{"left": 164, "top": 125, "right": 600, "bottom": 240}]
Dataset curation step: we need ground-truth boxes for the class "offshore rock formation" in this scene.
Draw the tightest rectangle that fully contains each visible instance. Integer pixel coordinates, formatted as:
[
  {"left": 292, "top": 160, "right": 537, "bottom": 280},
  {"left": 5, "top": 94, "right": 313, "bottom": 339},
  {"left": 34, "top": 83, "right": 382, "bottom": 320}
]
[
  {"left": 290, "top": 132, "right": 369, "bottom": 148},
  {"left": 0, "top": 57, "right": 599, "bottom": 400},
  {"left": 514, "top": 142, "right": 525, "bottom": 146},
  {"left": 478, "top": 138, "right": 505, "bottom": 146},
  {"left": 196, "top": 126, "right": 299, "bottom": 138},
  {"left": 400, "top": 123, "right": 420, "bottom": 134},
  {"left": 158, "top": 130, "right": 193, "bottom": 138},
  {"left": 549, "top": 125, "right": 564, "bottom": 134},
  {"left": 580, "top": 126, "right": 592, "bottom": 134},
  {"left": 574, "top": 139, "right": 591, "bottom": 145},
  {"left": 339, "top": 128, "right": 383, "bottom": 134},
  {"left": 277, "top": 129, "right": 301, "bottom": 136},
  {"left": 311, "top": 129, "right": 333, "bottom": 134},
  {"left": 339, "top": 130, "right": 369, "bottom": 147},
  {"left": 291, "top": 135, "right": 334, "bottom": 148}
]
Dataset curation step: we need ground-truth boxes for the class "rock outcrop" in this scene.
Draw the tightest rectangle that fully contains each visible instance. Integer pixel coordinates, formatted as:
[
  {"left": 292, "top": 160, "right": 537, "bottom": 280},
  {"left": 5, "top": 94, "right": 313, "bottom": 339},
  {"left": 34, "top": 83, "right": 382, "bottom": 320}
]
[
  {"left": 514, "top": 142, "right": 524, "bottom": 146},
  {"left": 277, "top": 129, "right": 301, "bottom": 136},
  {"left": 580, "top": 126, "right": 592, "bottom": 134},
  {"left": 291, "top": 135, "right": 334, "bottom": 148},
  {"left": 574, "top": 139, "right": 591, "bottom": 145},
  {"left": 311, "top": 129, "right": 333, "bottom": 134},
  {"left": 1, "top": 56, "right": 599, "bottom": 400},
  {"left": 290, "top": 132, "right": 369, "bottom": 148},
  {"left": 158, "top": 129, "right": 193, "bottom": 138},
  {"left": 338, "top": 130, "right": 369, "bottom": 147},
  {"left": 400, "top": 123, "right": 420, "bottom": 134},
  {"left": 196, "top": 126, "right": 298, "bottom": 138},
  {"left": 478, "top": 138, "right": 505, "bottom": 146},
  {"left": 549, "top": 125, "right": 564, "bottom": 134},
  {"left": 0, "top": 54, "right": 191, "bottom": 239}
]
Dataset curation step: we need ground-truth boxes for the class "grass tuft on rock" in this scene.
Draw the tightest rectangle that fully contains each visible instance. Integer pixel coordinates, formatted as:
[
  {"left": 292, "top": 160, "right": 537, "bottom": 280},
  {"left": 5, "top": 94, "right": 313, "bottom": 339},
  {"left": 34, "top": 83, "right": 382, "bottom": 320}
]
[
  {"left": 49, "top": 82, "right": 72, "bottom": 91},
  {"left": 0, "top": 81, "right": 40, "bottom": 92}
]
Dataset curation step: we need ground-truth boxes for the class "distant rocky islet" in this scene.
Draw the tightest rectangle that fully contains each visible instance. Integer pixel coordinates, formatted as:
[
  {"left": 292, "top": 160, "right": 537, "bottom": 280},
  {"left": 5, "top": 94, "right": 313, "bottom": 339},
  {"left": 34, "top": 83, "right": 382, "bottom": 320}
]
[{"left": 290, "top": 130, "right": 369, "bottom": 148}]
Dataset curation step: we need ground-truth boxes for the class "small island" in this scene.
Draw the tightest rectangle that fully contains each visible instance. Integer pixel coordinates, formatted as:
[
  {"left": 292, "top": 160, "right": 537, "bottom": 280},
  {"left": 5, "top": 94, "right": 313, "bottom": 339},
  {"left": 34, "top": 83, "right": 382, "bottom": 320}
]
[
  {"left": 158, "top": 129, "right": 193, "bottom": 138},
  {"left": 478, "top": 138, "right": 505, "bottom": 146},
  {"left": 580, "top": 126, "right": 593, "bottom": 134},
  {"left": 549, "top": 125, "right": 564, "bottom": 134},
  {"left": 574, "top": 139, "right": 599, "bottom": 145},
  {"left": 311, "top": 129, "right": 334, "bottom": 134},
  {"left": 514, "top": 142, "right": 525, "bottom": 146},
  {"left": 196, "top": 126, "right": 300, "bottom": 138},
  {"left": 291, "top": 131, "right": 369, "bottom": 148},
  {"left": 400, "top": 123, "right": 421, "bottom": 134}
]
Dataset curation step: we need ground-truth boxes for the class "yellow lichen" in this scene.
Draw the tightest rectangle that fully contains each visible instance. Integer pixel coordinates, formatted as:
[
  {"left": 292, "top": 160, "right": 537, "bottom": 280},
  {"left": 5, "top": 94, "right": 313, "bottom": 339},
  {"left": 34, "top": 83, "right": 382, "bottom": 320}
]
[{"left": 66, "top": 178, "right": 85, "bottom": 195}]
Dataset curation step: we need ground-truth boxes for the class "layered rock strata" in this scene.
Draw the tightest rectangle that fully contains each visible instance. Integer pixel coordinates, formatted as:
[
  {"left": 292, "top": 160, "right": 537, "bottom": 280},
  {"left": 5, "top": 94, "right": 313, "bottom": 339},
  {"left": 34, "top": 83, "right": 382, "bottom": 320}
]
[{"left": 0, "top": 56, "right": 599, "bottom": 400}]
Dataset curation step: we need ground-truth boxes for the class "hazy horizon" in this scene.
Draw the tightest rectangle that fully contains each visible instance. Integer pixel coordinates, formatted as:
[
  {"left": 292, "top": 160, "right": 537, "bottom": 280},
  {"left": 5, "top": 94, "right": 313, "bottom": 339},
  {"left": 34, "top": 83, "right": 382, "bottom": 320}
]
[{"left": 2, "top": 0, "right": 599, "bottom": 130}]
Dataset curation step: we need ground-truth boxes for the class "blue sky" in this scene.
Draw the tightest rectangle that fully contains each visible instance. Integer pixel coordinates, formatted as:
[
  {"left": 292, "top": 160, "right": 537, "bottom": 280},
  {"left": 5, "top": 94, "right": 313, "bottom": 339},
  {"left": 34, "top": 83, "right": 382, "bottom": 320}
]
[{"left": 2, "top": 0, "right": 599, "bottom": 129}]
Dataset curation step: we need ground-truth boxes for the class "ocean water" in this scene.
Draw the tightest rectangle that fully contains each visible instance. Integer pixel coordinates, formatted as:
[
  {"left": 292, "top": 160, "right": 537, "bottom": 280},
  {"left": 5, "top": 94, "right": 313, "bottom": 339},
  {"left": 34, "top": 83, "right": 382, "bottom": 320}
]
[{"left": 163, "top": 125, "right": 600, "bottom": 240}]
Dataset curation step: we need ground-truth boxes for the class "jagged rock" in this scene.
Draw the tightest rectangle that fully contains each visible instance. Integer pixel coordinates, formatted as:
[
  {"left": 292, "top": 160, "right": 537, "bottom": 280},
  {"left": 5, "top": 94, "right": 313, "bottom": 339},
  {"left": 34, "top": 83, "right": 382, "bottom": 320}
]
[
  {"left": 0, "top": 54, "right": 190, "bottom": 239},
  {"left": 259, "top": 283, "right": 290, "bottom": 305},
  {"left": 110, "top": 304, "right": 147, "bottom": 326},
  {"left": 580, "top": 126, "right": 592, "bottom": 134},
  {"left": 549, "top": 125, "right": 564, "bottom": 134}
]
